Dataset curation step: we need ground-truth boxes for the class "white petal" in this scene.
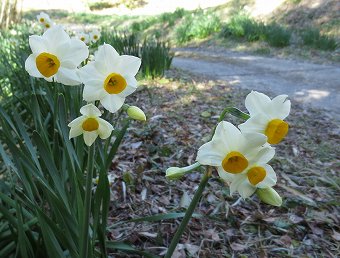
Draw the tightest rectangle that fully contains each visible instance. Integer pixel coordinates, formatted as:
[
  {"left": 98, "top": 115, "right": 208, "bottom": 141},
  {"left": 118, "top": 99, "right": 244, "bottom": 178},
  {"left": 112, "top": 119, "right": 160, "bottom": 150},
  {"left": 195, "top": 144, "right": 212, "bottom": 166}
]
[
  {"left": 29, "top": 35, "right": 48, "bottom": 54},
  {"left": 118, "top": 77, "right": 137, "bottom": 98},
  {"left": 213, "top": 121, "right": 242, "bottom": 152},
  {"left": 57, "top": 38, "right": 89, "bottom": 67},
  {"left": 68, "top": 116, "right": 85, "bottom": 127},
  {"left": 257, "top": 164, "right": 277, "bottom": 188},
  {"left": 243, "top": 132, "right": 267, "bottom": 150},
  {"left": 100, "top": 94, "right": 125, "bottom": 113},
  {"left": 238, "top": 132, "right": 268, "bottom": 161},
  {"left": 239, "top": 113, "right": 268, "bottom": 134},
  {"left": 117, "top": 55, "right": 141, "bottom": 76},
  {"left": 217, "top": 166, "right": 234, "bottom": 182},
  {"left": 80, "top": 104, "right": 102, "bottom": 117},
  {"left": 69, "top": 124, "right": 83, "bottom": 139},
  {"left": 250, "top": 146, "right": 275, "bottom": 165},
  {"left": 55, "top": 67, "right": 81, "bottom": 86},
  {"left": 270, "top": 95, "right": 291, "bottom": 120},
  {"left": 196, "top": 141, "right": 225, "bottom": 166},
  {"left": 245, "top": 91, "right": 271, "bottom": 116},
  {"left": 25, "top": 54, "right": 42, "bottom": 78},
  {"left": 78, "top": 62, "right": 105, "bottom": 84},
  {"left": 230, "top": 174, "right": 246, "bottom": 195},
  {"left": 95, "top": 44, "right": 120, "bottom": 75},
  {"left": 43, "top": 25, "right": 70, "bottom": 49},
  {"left": 237, "top": 181, "right": 256, "bottom": 198},
  {"left": 83, "top": 131, "right": 98, "bottom": 146},
  {"left": 97, "top": 118, "right": 114, "bottom": 139},
  {"left": 83, "top": 85, "right": 107, "bottom": 102}
]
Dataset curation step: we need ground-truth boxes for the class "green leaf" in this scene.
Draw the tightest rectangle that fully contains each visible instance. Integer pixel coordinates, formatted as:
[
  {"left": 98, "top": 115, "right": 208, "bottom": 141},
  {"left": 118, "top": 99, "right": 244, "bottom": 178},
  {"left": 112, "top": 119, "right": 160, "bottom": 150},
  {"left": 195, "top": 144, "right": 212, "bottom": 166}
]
[
  {"left": 106, "top": 241, "right": 160, "bottom": 258},
  {"left": 110, "top": 212, "right": 203, "bottom": 228},
  {"left": 105, "top": 119, "right": 130, "bottom": 170}
]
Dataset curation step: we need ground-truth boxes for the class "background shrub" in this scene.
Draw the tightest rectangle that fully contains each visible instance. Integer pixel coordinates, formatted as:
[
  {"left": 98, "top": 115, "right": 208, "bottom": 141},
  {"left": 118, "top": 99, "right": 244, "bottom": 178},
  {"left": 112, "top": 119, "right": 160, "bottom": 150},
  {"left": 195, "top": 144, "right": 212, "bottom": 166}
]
[
  {"left": 175, "top": 9, "right": 221, "bottom": 43},
  {"left": 263, "top": 23, "right": 291, "bottom": 47},
  {"left": 101, "top": 30, "right": 173, "bottom": 78},
  {"left": 220, "top": 13, "right": 266, "bottom": 42},
  {"left": 302, "top": 28, "right": 337, "bottom": 51}
]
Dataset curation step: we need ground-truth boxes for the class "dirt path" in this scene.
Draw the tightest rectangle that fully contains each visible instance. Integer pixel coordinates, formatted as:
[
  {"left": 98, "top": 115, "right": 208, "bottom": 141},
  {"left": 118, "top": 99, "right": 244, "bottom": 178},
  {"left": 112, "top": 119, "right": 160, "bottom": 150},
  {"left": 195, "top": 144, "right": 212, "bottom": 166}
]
[{"left": 173, "top": 48, "right": 340, "bottom": 120}]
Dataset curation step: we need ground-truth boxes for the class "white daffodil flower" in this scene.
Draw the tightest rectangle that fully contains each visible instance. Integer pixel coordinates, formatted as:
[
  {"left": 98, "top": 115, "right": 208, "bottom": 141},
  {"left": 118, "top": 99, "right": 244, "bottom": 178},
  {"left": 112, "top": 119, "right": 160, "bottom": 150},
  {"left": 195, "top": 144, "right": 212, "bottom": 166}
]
[
  {"left": 43, "top": 20, "right": 54, "bottom": 30},
  {"left": 77, "top": 32, "right": 90, "bottom": 45},
  {"left": 68, "top": 104, "right": 113, "bottom": 146},
  {"left": 228, "top": 146, "right": 277, "bottom": 198},
  {"left": 78, "top": 43, "right": 141, "bottom": 113},
  {"left": 37, "top": 12, "right": 51, "bottom": 24},
  {"left": 25, "top": 25, "right": 89, "bottom": 85},
  {"left": 239, "top": 91, "right": 291, "bottom": 144},
  {"left": 89, "top": 29, "right": 100, "bottom": 43}
]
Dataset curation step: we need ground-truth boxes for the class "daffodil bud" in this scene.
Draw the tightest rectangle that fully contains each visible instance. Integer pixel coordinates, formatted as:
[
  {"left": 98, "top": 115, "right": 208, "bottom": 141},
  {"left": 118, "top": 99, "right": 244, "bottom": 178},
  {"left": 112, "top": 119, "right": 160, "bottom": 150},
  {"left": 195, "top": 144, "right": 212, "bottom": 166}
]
[
  {"left": 256, "top": 187, "right": 282, "bottom": 207},
  {"left": 165, "top": 162, "right": 201, "bottom": 180},
  {"left": 165, "top": 167, "right": 185, "bottom": 180},
  {"left": 127, "top": 106, "right": 146, "bottom": 121}
]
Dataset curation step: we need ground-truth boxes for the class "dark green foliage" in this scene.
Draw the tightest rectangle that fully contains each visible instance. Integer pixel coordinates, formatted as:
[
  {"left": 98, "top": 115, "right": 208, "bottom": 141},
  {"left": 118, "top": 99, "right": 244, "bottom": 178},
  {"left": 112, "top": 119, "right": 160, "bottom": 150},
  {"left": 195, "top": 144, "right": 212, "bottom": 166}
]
[
  {"left": 100, "top": 30, "right": 173, "bottom": 78},
  {"left": 160, "top": 8, "right": 186, "bottom": 27},
  {"left": 88, "top": 1, "right": 114, "bottom": 11},
  {"left": 0, "top": 26, "right": 158, "bottom": 257},
  {"left": 175, "top": 9, "right": 221, "bottom": 43},
  {"left": 302, "top": 28, "right": 337, "bottom": 51},
  {"left": 264, "top": 23, "right": 291, "bottom": 47},
  {"left": 220, "top": 13, "right": 266, "bottom": 42},
  {"left": 220, "top": 13, "right": 291, "bottom": 47}
]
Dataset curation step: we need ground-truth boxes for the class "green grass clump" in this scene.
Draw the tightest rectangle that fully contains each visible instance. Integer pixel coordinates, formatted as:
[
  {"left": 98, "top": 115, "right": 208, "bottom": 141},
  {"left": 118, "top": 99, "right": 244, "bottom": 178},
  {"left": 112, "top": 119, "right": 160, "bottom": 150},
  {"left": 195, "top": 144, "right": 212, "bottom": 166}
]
[
  {"left": 131, "top": 17, "right": 159, "bottom": 33},
  {"left": 101, "top": 30, "right": 173, "bottom": 78},
  {"left": 88, "top": 1, "right": 114, "bottom": 10},
  {"left": 264, "top": 23, "right": 291, "bottom": 47},
  {"left": 175, "top": 9, "right": 221, "bottom": 43},
  {"left": 160, "top": 8, "right": 187, "bottom": 27},
  {"left": 220, "top": 13, "right": 291, "bottom": 47},
  {"left": 220, "top": 13, "right": 266, "bottom": 42},
  {"left": 141, "top": 40, "right": 173, "bottom": 78},
  {"left": 301, "top": 28, "right": 337, "bottom": 51}
]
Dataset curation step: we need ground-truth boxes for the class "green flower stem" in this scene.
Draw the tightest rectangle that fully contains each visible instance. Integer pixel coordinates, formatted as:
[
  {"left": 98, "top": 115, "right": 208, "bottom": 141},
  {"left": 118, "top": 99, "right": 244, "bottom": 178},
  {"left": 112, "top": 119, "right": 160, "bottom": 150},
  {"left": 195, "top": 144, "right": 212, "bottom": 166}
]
[
  {"left": 165, "top": 167, "right": 212, "bottom": 258},
  {"left": 80, "top": 144, "right": 95, "bottom": 258}
]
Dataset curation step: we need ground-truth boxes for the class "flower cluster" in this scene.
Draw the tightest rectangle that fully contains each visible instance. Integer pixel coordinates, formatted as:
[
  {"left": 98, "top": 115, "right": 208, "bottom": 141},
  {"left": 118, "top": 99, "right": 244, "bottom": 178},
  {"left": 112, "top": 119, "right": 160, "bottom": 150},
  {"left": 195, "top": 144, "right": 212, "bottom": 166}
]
[
  {"left": 197, "top": 91, "right": 290, "bottom": 202},
  {"left": 37, "top": 12, "right": 54, "bottom": 30},
  {"left": 25, "top": 15, "right": 145, "bottom": 146},
  {"left": 167, "top": 91, "right": 290, "bottom": 206},
  {"left": 75, "top": 29, "right": 101, "bottom": 45}
]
